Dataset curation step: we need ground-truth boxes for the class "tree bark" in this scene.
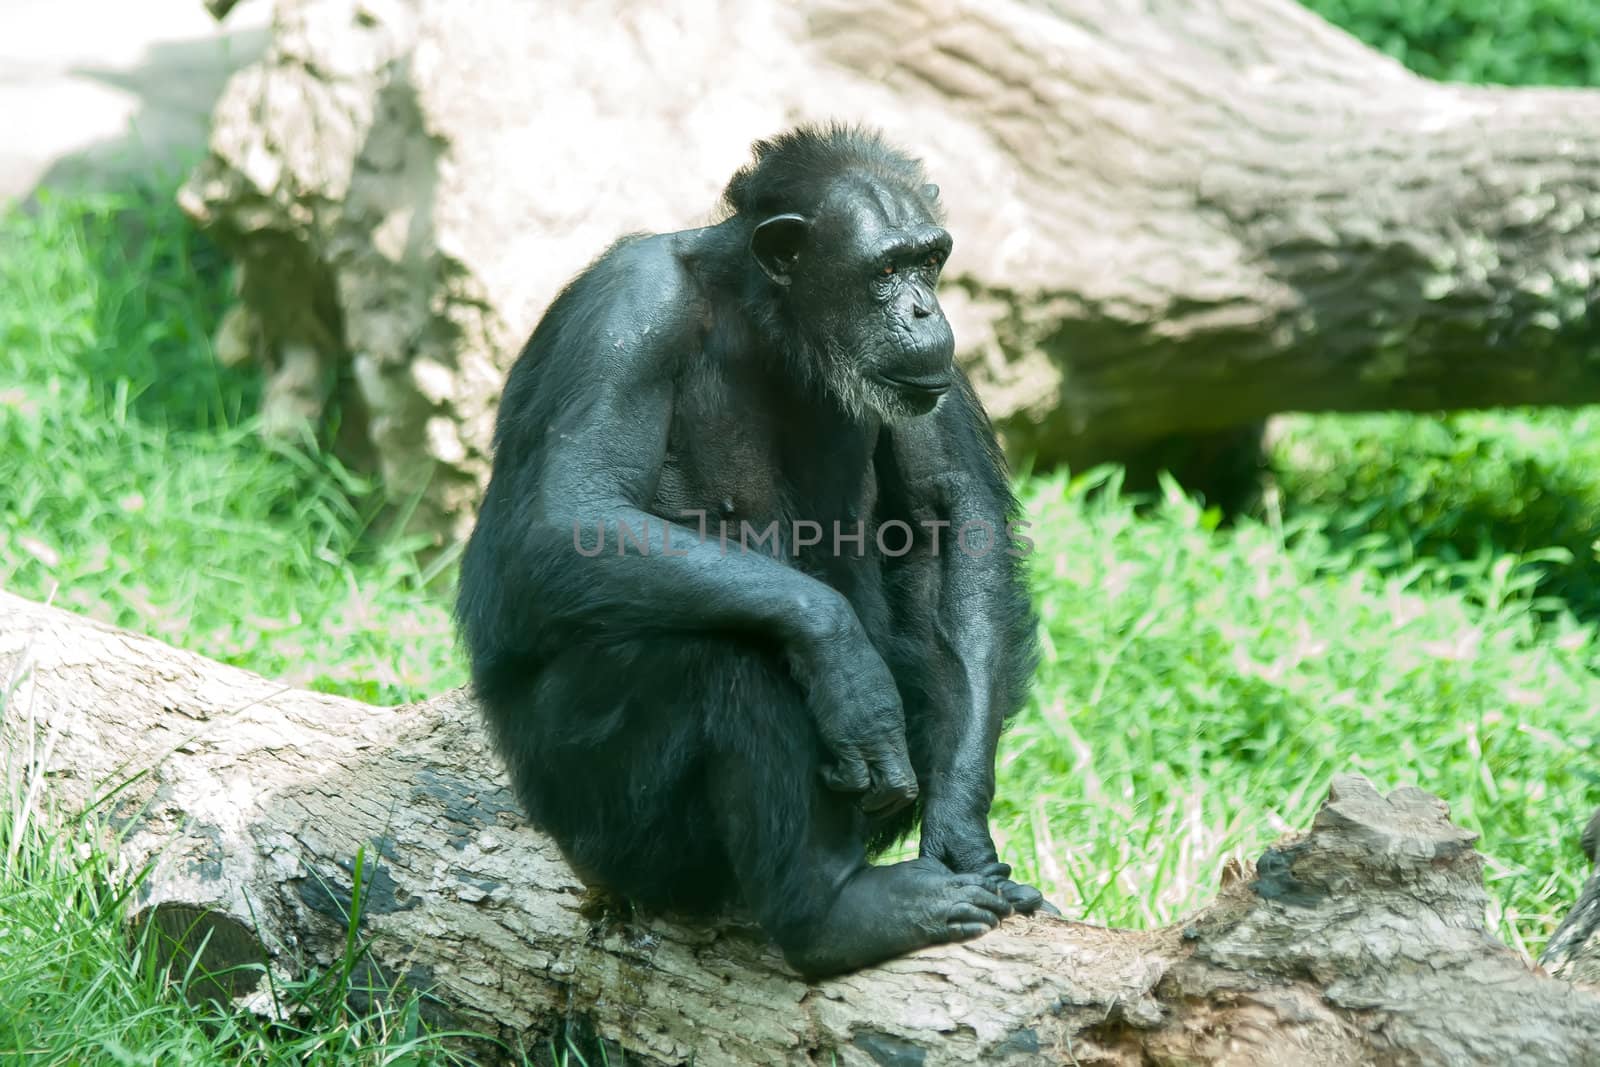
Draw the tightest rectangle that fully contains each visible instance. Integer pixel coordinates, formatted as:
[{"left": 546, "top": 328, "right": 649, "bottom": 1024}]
[
  {"left": 180, "top": 0, "right": 1600, "bottom": 540},
  {"left": 4, "top": 588, "right": 1599, "bottom": 1066},
  {"left": 934, "top": 0, "right": 1600, "bottom": 465}
]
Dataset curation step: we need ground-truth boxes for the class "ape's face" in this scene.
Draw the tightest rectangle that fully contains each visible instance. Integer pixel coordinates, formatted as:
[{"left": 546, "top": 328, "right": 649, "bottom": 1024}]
[{"left": 750, "top": 176, "right": 956, "bottom": 421}]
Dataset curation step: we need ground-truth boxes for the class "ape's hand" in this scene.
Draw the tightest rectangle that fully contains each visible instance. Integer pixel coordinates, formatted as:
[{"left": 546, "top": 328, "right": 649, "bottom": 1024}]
[{"left": 792, "top": 617, "right": 918, "bottom": 817}]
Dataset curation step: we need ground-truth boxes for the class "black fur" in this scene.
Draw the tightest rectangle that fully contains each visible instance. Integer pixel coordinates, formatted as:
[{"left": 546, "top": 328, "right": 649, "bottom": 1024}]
[{"left": 456, "top": 123, "right": 1043, "bottom": 978}]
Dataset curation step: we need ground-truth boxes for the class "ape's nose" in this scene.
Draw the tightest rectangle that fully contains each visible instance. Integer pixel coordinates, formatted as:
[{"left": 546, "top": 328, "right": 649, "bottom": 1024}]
[{"left": 912, "top": 301, "right": 932, "bottom": 318}]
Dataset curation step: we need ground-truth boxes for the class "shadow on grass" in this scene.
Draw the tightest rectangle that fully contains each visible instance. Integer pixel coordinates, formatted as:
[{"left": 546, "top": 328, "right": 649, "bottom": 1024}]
[
  {"left": 2, "top": 174, "right": 250, "bottom": 433},
  {"left": 1269, "top": 409, "right": 1600, "bottom": 624}
]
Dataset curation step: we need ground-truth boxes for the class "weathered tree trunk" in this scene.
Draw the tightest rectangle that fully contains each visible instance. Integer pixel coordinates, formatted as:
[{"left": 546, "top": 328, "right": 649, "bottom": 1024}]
[
  {"left": 183, "top": 0, "right": 1600, "bottom": 539},
  {"left": 3, "top": 588, "right": 1598, "bottom": 1066}
]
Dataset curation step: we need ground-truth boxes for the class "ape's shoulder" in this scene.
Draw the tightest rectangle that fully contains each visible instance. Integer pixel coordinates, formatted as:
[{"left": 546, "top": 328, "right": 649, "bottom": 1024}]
[
  {"left": 592, "top": 230, "right": 692, "bottom": 288},
  {"left": 507, "top": 231, "right": 706, "bottom": 389},
  {"left": 560, "top": 231, "right": 709, "bottom": 353}
]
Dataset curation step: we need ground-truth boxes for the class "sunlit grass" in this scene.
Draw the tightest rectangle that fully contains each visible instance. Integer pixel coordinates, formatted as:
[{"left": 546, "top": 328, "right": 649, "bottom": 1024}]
[
  {"left": 0, "top": 678, "right": 542, "bottom": 1066},
  {"left": 0, "top": 184, "right": 464, "bottom": 707},
  {"left": 993, "top": 467, "right": 1600, "bottom": 955}
]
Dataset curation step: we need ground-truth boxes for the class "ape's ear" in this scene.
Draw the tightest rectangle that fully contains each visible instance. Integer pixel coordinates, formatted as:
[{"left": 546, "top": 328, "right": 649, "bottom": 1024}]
[
  {"left": 921, "top": 183, "right": 940, "bottom": 202},
  {"left": 751, "top": 213, "right": 810, "bottom": 286}
]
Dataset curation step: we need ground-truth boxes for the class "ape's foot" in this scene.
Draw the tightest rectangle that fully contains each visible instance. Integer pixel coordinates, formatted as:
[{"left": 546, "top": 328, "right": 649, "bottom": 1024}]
[
  {"left": 780, "top": 857, "right": 1011, "bottom": 979},
  {"left": 973, "top": 861, "right": 1059, "bottom": 916}
]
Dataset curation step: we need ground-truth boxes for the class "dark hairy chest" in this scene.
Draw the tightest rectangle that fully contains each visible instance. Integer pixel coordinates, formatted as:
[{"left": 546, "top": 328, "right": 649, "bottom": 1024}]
[{"left": 649, "top": 347, "right": 888, "bottom": 589}]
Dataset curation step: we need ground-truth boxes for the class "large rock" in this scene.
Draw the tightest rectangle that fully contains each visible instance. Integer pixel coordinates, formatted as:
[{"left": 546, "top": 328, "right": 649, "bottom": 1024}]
[{"left": 182, "top": 0, "right": 1600, "bottom": 539}]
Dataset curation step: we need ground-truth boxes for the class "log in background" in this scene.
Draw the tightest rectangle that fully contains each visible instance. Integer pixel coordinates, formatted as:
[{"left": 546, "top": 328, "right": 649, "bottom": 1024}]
[{"left": 184, "top": 0, "right": 1600, "bottom": 539}]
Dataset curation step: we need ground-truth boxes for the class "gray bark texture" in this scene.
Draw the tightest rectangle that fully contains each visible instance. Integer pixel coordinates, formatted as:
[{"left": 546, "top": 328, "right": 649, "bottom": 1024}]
[
  {"left": 181, "top": 0, "right": 1600, "bottom": 542},
  {"left": 5, "top": 588, "right": 1600, "bottom": 1066}
]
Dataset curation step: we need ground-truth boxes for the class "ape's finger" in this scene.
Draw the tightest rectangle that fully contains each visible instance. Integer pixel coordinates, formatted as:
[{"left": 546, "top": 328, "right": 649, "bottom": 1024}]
[
  {"left": 865, "top": 741, "right": 916, "bottom": 789},
  {"left": 820, "top": 757, "right": 871, "bottom": 794},
  {"left": 871, "top": 761, "right": 918, "bottom": 797},
  {"left": 999, "top": 881, "right": 1045, "bottom": 912},
  {"left": 860, "top": 781, "right": 917, "bottom": 817},
  {"left": 861, "top": 757, "right": 918, "bottom": 815},
  {"left": 943, "top": 922, "right": 997, "bottom": 943},
  {"left": 945, "top": 903, "right": 1004, "bottom": 929},
  {"left": 956, "top": 884, "right": 1013, "bottom": 917}
]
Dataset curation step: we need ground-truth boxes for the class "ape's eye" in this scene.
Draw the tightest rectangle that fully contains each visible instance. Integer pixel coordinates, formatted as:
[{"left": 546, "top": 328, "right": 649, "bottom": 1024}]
[
  {"left": 925, "top": 253, "right": 944, "bottom": 267},
  {"left": 880, "top": 264, "right": 897, "bottom": 276}
]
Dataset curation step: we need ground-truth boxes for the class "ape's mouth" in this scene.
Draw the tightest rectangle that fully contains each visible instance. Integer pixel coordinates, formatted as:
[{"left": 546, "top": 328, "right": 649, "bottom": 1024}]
[{"left": 877, "top": 371, "right": 952, "bottom": 396}]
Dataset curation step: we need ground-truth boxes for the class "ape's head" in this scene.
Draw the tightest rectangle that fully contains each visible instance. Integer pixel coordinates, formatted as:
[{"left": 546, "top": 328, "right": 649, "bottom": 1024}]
[{"left": 727, "top": 124, "right": 956, "bottom": 421}]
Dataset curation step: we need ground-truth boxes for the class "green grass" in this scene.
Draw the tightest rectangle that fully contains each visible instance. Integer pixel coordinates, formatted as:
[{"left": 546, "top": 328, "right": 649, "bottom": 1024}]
[
  {"left": 0, "top": 783, "right": 478, "bottom": 1065},
  {"left": 0, "top": 181, "right": 474, "bottom": 1064},
  {"left": 992, "top": 467, "right": 1600, "bottom": 955},
  {"left": 0, "top": 184, "right": 463, "bottom": 707},
  {"left": 6, "top": 103, "right": 1600, "bottom": 1067},
  {"left": 1300, "top": 0, "right": 1600, "bottom": 86},
  {"left": 1271, "top": 410, "right": 1600, "bottom": 622}
]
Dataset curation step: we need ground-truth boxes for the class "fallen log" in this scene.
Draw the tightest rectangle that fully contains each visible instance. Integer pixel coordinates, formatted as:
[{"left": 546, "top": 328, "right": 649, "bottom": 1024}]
[
  {"left": 3, "top": 587, "right": 1598, "bottom": 1065},
  {"left": 183, "top": 0, "right": 1600, "bottom": 537}
]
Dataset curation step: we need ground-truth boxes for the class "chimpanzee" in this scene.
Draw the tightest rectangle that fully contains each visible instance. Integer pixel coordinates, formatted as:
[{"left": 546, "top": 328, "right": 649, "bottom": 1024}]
[{"left": 455, "top": 123, "right": 1047, "bottom": 978}]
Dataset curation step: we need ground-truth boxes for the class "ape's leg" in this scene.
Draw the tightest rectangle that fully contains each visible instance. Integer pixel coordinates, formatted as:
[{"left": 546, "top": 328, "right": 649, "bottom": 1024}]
[
  {"left": 701, "top": 646, "right": 1012, "bottom": 978},
  {"left": 483, "top": 636, "right": 739, "bottom": 916},
  {"left": 486, "top": 635, "right": 1011, "bottom": 976},
  {"left": 875, "top": 564, "right": 1050, "bottom": 916},
  {"left": 904, "top": 653, "right": 1049, "bottom": 914}
]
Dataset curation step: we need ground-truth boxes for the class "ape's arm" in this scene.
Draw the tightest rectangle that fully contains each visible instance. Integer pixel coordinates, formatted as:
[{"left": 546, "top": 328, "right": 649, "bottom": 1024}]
[
  {"left": 883, "top": 375, "right": 1039, "bottom": 880},
  {"left": 458, "top": 238, "right": 917, "bottom": 814}
]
